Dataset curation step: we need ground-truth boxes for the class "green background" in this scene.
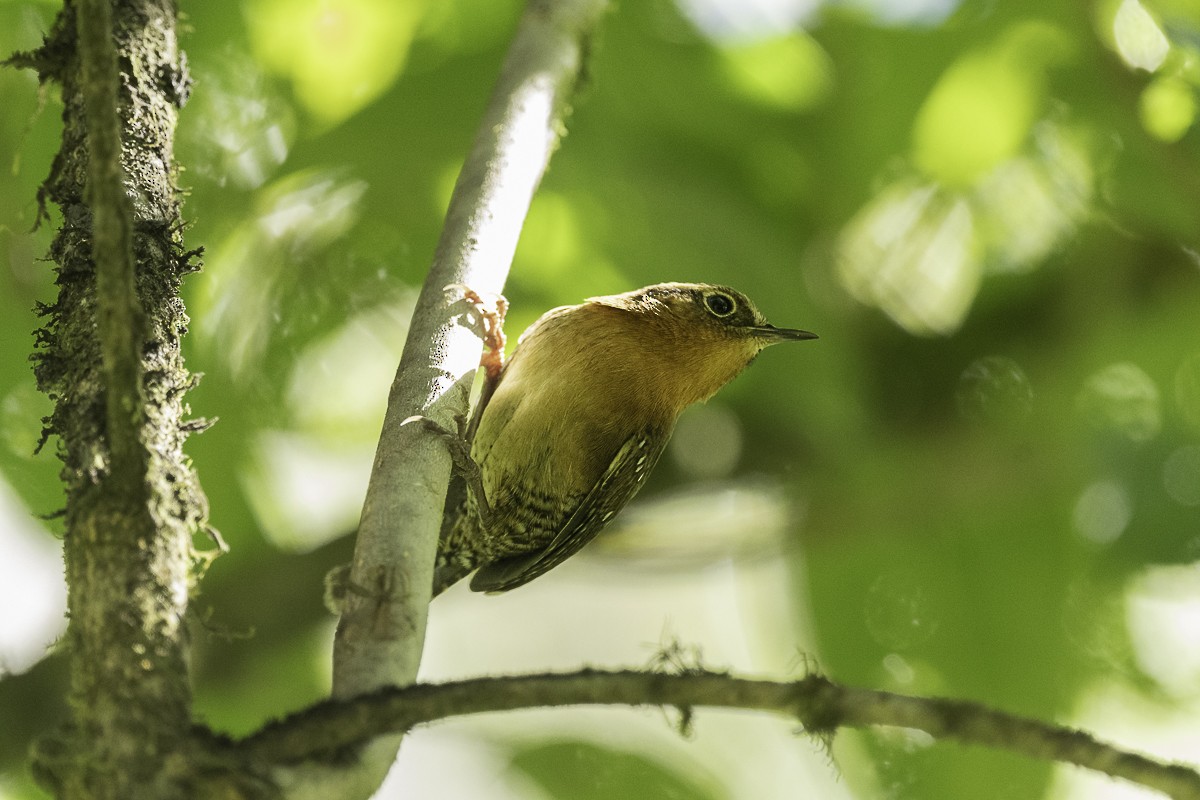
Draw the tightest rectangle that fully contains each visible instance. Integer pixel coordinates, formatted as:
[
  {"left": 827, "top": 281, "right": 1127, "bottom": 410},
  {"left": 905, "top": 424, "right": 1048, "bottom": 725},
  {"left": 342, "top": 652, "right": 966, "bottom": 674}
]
[{"left": 3, "top": 0, "right": 1200, "bottom": 797}]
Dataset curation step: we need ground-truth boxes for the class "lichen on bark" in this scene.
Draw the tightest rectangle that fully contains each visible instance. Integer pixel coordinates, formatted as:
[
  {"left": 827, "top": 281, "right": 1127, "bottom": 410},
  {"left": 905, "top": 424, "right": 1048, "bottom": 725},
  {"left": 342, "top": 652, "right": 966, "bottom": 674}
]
[{"left": 17, "top": 0, "right": 210, "bottom": 796}]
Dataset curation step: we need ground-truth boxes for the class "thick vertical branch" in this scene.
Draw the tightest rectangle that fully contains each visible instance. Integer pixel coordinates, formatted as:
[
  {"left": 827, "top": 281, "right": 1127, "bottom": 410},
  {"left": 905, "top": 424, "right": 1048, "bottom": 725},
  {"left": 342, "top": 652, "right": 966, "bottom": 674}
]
[
  {"left": 332, "top": 0, "right": 609, "bottom": 697},
  {"left": 25, "top": 0, "right": 208, "bottom": 796},
  {"left": 78, "top": 0, "right": 144, "bottom": 474}
]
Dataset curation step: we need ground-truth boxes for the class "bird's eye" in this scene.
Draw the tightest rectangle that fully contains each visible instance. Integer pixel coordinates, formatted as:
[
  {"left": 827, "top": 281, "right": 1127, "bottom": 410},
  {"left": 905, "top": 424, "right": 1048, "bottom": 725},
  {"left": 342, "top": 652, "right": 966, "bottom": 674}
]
[{"left": 704, "top": 292, "right": 736, "bottom": 318}]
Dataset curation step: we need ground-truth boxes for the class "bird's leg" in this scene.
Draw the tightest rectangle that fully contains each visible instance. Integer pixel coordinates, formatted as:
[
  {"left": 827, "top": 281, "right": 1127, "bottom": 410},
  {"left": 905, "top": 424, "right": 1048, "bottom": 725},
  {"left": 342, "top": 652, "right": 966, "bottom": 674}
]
[
  {"left": 445, "top": 283, "right": 508, "bottom": 403},
  {"left": 405, "top": 286, "right": 508, "bottom": 530},
  {"left": 402, "top": 413, "right": 493, "bottom": 525}
]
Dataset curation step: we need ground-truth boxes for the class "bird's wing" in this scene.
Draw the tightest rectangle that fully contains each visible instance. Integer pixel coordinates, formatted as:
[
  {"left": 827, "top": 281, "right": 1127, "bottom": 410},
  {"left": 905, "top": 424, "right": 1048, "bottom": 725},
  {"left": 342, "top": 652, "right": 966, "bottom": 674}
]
[{"left": 468, "top": 425, "right": 670, "bottom": 593}]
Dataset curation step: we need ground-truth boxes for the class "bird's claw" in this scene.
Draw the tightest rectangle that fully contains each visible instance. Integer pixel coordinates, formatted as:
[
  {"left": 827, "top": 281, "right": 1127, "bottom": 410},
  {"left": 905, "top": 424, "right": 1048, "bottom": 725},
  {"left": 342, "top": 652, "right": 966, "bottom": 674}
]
[
  {"left": 403, "top": 414, "right": 493, "bottom": 523},
  {"left": 445, "top": 284, "right": 508, "bottom": 382}
]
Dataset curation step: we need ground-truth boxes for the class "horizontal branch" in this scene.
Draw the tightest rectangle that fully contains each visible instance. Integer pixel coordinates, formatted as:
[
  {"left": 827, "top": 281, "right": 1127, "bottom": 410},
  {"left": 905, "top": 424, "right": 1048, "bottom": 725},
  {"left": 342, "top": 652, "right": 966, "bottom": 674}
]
[{"left": 240, "top": 668, "right": 1200, "bottom": 800}]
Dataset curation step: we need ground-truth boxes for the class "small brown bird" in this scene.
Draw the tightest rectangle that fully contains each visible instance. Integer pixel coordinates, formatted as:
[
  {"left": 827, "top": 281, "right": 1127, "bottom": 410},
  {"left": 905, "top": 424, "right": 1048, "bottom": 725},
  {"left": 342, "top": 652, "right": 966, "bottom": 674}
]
[{"left": 433, "top": 282, "right": 816, "bottom": 595}]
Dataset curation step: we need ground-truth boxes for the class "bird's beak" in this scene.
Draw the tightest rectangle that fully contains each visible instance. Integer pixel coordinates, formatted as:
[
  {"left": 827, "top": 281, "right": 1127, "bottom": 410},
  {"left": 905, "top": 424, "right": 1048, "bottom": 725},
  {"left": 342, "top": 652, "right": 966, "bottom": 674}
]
[{"left": 751, "top": 325, "right": 819, "bottom": 342}]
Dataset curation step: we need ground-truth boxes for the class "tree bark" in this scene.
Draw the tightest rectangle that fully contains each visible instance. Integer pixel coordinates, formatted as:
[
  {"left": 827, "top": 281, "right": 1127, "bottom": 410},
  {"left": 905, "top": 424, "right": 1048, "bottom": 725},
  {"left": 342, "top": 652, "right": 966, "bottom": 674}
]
[{"left": 23, "top": 0, "right": 209, "bottom": 797}]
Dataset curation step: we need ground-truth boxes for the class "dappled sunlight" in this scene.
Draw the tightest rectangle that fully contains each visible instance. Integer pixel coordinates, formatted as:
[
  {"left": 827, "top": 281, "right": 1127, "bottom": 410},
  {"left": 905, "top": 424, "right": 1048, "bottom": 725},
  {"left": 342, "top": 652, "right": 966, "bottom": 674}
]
[
  {"left": 419, "top": 481, "right": 839, "bottom": 800},
  {"left": 197, "top": 170, "right": 368, "bottom": 375},
  {"left": 1076, "top": 362, "right": 1162, "bottom": 443},
  {"left": 286, "top": 301, "right": 414, "bottom": 438},
  {"left": 1127, "top": 566, "right": 1200, "bottom": 697},
  {"left": 181, "top": 53, "right": 294, "bottom": 189},
  {"left": 677, "top": 0, "right": 962, "bottom": 34},
  {"left": 837, "top": 118, "right": 1094, "bottom": 334},
  {"left": 237, "top": 300, "right": 417, "bottom": 551},
  {"left": 1073, "top": 480, "right": 1133, "bottom": 545},
  {"left": 841, "top": 0, "right": 959, "bottom": 26},
  {"left": 0, "top": 479, "right": 64, "bottom": 674},
  {"left": 243, "top": 430, "right": 371, "bottom": 552},
  {"left": 245, "top": 0, "right": 425, "bottom": 124},
  {"left": 1112, "top": 0, "right": 1169, "bottom": 72},
  {"left": 912, "top": 22, "right": 1073, "bottom": 188},
  {"left": 1054, "top": 681, "right": 1200, "bottom": 799},
  {"left": 836, "top": 178, "right": 980, "bottom": 335},
  {"left": 719, "top": 33, "right": 833, "bottom": 111},
  {"left": 834, "top": 22, "right": 1094, "bottom": 335},
  {"left": 1139, "top": 75, "right": 1197, "bottom": 141},
  {"left": 7, "top": 0, "right": 1200, "bottom": 794},
  {"left": 1048, "top": 565, "right": 1200, "bottom": 796},
  {"left": 973, "top": 122, "right": 1093, "bottom": 272},
  {"left": 0, "top": 383, "right": 50, "bottom": 463},
  {"left": 670, "top": 403, "right": 744, "bottom": 480},
  {"left": 675, "top": 0, "right": 817, "bottom": 40},
  {"left": 592, "top": 479, "right": 794, "bottom": 567},
  {"left": 1102, "top": 0, "right": 1200, "bottom": 141}
]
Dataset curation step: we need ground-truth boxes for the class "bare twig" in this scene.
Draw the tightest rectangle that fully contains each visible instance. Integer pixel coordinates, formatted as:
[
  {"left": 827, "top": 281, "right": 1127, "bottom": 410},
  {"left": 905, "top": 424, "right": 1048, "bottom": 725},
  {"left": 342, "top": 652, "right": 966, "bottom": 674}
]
[{"left": 247, "top": 669, "right": 1200, "bottom": 800}]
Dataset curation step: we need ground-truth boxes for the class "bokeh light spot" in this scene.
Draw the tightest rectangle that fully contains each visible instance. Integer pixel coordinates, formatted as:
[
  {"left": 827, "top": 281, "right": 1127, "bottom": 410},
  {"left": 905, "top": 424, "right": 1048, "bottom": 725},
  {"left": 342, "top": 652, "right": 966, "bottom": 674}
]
[
  {"left": 1077, "top": 362, "right": 1162, "bottom": 442},
  {"left": 675, "top": 0, "right": 816, "bottom": 40},
  {"left": 1127, "top": 568, "right": 1200, "bottom": 697},
  {"left": 245, "top": 0, "right": 425, "bottom": 124},
  {"left": 1072, "top": 480, "right": 1133, "bottom": 544},
  {"left": 972, "top": 122, "right": 1094, "bottom": 273},
  {"left": 198, "top": 170, "right": 368, "bottom": 374},
  {"left": 955, "top": 356, "right": 1033, "bottom": 424},
  {"left": 912, "top": 22, "right": 1071, "bottom": 187},
  {"left": 670, "top": 404, "right": 744, "bottom": 480},
  {"left": 181, "top": 54, "right": 294, "bottom": 189},
  {"left": 1113, "top": 0, "right": 1169, "bottom": 72},
  {"left": 720, "top": 33, "right": 833, "bottom": 111},
  {"left": 864, "top": 570, "right": 941, "bottom": 651},
  {"left": 1, "top": 383, "right": 51, "bottom": 459},
  {"left": 1163, "top": 446, "right": 1200, "bottom": 507},
  {"left": 882, "top": 652, "right": 916, "bottom": 685},
  {"left": 0, "top": 482, "right": 66, "bottom": 674},
  {"left": 1175, "top": 353, "right": 1200, "bottom": 433},
  {"left": 287, "top": 302, "right": 414, "bottom": 437},
  {"left": 836, "top": 180, "right": 980, "bottom": 335},
  {"left": 1140, "top": 76, "right": 1196, "bottom": 142}
]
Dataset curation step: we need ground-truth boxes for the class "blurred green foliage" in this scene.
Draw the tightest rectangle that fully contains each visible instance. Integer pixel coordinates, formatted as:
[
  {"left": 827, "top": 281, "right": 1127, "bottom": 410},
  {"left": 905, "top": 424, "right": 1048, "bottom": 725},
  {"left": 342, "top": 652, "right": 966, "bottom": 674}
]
[
  {"left": 4, "top": 0, "right": 1200, "bottom": 798},
  {"left": 511, "top": 740, "right": 718, "bottom": 800}
]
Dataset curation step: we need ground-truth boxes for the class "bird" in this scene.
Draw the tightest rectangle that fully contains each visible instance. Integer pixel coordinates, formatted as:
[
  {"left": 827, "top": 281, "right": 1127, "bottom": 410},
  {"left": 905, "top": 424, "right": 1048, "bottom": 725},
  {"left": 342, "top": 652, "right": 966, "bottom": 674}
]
[{"left": 432, "top": 281, "right": 816, "bottom": 596}]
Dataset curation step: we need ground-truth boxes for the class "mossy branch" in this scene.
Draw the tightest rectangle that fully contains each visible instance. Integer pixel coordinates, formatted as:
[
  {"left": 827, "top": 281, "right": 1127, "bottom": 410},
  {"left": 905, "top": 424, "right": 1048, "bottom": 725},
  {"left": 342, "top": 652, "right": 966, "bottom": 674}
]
[
  {"left": 25, "top": 0, "right": 207, "bottom": 795},
  {"left": 244, "top": 668, "right": 1200, "bottom": 800},
  {"left": 77, "top": 0, "right": 145, "bottom": 475}
]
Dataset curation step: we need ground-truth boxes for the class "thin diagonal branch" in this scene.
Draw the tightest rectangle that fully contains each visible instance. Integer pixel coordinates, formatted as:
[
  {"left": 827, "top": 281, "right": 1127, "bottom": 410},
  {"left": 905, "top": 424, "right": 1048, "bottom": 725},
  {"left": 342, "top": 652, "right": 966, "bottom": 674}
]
[
  {"left": 244, "top": 669, "right": 1200, "bottom": 800},
  {"left": 332, "top": 0, "right": 610, "bottom": 699},
  {"left": 317, "top": 4, "right": 607, "bottom": 796}
]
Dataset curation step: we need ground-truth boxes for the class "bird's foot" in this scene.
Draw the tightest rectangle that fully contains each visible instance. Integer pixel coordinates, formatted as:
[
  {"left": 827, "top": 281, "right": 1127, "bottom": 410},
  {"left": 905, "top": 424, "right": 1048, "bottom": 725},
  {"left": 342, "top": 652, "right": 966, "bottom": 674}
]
[
  {"left": 402, "top": 413, "right": 493, "bottom": 524},
  {"left": 445, "top": 283, "right": 508, "bottom": 383}
]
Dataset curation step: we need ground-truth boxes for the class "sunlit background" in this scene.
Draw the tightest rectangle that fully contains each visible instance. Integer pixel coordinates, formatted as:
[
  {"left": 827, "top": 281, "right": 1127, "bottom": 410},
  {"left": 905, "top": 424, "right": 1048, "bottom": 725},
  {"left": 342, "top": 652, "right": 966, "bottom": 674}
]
[{"left": 3, "top": 0, "right": 1200, "bottom": 797}]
